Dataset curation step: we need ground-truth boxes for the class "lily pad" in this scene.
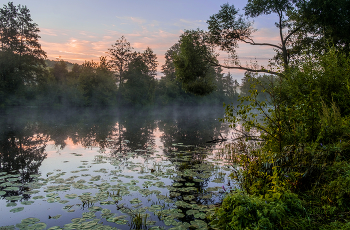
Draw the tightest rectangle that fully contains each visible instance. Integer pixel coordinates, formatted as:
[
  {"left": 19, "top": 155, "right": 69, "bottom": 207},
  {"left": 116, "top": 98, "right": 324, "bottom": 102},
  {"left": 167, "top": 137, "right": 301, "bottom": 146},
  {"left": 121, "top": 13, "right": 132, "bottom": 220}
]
[
  {"left": 28, "top": 222, "right": 47, "bottom": 230},
  {"left": 21, "top": 201, "right": 34, "bottom": 205},
  {"left": 3, "top": 186, "right": 20, "bottom": 191},
  {"left": 5, "top": 196, "right": 22, "bottom": 201},
  {"left": 10, "top": 207, "right": 24, "bottom": 213},
  {"left": 50, "top": 214, "right": 62, "bottom": 219},
  {"left": 21, "top": 217, "right": 40, "bottom": 225},
  {"left": 6, "top": 202, "right": 17, "bottom": 207},
  {"left": 129, "top": 198, "right": 142, "bottom": 204},
  {"left": 65, "top": 193, "right": 77, "bottom": 199}
]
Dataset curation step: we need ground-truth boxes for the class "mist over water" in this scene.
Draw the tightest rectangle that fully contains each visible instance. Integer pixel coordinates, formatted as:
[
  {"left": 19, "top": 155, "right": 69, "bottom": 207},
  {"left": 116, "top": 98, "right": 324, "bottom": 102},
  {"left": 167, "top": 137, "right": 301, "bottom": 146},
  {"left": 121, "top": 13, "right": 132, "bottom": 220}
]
[{"left": 0, "top": 106, "right": 237, "bottom": 229}]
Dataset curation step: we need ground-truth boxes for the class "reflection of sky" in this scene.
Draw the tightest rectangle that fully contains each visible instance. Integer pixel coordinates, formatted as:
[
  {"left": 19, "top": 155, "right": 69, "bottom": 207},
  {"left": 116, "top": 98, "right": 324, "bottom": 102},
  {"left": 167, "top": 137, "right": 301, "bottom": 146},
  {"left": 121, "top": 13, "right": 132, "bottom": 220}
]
[
  {"left": 10, "top": 0, "right": 280, "bottom": 82},
  {"left": 0, "top": 110, "right": 237, "bottom": 229}
]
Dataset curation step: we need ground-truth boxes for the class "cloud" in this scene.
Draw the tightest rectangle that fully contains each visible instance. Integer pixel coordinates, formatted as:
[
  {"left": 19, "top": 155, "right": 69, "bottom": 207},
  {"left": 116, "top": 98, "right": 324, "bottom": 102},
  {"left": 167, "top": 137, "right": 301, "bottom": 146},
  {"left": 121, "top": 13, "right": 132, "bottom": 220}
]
[
  {"left": 39, "top": 17, "right": 280, "bottom": 78},
  {"left": 173, "top": 19, "right": 206, "bottom": 29},
  {"left": 115, "top": 16, "right": 146, "bottom": 25},
  {"left": 40, "top": 28, "right": 58, "bottom": 36}
]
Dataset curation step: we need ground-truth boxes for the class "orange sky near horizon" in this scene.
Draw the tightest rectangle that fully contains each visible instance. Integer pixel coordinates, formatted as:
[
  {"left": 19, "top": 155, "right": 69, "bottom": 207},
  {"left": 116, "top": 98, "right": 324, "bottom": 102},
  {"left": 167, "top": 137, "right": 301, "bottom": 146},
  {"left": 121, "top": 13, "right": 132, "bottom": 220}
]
[{"left": 10, "top": 0, "right": 281, "bottom": 82}]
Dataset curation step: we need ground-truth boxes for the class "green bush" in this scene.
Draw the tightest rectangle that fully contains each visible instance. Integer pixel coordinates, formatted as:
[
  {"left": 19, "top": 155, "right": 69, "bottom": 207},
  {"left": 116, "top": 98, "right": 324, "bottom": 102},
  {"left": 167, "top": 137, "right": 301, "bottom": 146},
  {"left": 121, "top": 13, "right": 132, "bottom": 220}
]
[{"left": 211, "top": 190, "right": 305, "bottom": 230}]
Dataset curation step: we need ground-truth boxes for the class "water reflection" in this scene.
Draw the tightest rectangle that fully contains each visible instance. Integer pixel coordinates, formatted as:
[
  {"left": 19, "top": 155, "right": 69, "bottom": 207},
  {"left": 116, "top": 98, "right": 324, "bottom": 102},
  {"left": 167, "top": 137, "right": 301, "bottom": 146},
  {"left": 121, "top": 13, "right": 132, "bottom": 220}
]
[
  {"left": 0, "top": 106, "right": 231, "bottom": 229},
  {"left": 0, "top": 113, "right": 48, "bottom": 201}
]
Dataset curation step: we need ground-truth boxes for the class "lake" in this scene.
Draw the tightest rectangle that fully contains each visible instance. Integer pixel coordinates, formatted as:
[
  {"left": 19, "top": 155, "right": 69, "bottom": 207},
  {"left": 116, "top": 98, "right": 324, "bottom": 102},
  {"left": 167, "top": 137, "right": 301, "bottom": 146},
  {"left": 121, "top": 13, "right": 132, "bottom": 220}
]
[{"left": 0, "top": 106, "right": 237, "bottom": 230}]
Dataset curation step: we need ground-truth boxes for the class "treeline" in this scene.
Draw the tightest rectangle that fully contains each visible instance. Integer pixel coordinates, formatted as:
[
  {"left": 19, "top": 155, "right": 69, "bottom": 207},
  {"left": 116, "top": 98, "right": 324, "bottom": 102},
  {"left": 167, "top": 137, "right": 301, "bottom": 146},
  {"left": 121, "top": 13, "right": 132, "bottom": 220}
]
[
  {"left": 34, "top": 42, "right": 239, "bottom": 107},
  {"left": 0, "top": 2, "right": 239, "bottom": 108}
]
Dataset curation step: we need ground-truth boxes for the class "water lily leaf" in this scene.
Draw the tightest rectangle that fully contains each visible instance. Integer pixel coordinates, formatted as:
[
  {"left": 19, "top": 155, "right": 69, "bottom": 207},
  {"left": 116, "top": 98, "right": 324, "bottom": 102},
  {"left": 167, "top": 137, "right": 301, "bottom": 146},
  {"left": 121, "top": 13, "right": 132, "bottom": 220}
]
[
  {"left": 89, "top": 206, "right": 103, "bottom": 212},
  {"left": 48, "top": 226, "right": 63, "bottom": 230},
  {"left": 27, "top": 222, "right": 47, "bottom": 230},
  {"left": 106, "top": 215, "right": 128, "bottom": 224},
  {"left": 4, "top": 186, "right": 20, "bottom": 191},
  {"left": 6, "top": 202, "right": 17, "bottom": 207},
  {"left": 0, "top": 191, "right": 6, "bottom": 195},
  {"left": 82, "top": 211, "right": 96, "bottom": 219},
  {"left": 194, "top": 212, "right": 206, "bottom": 219},
  {"left": 46, "top": 193, "right": 59, "bottom": 198},
  {"left": 129, "top": 198, "right": 142, "bottom": 204},
  {"left": 21, "top": 201, "right": 34, "bottom": 205},
  {"left": 51, "top": 214, "right": 62, "bottom": 219},
  {"left": 32, "top": 195, "right": 44, "bottom": 200},
  {"left": 63, "top": 205, "right": 74, "bottom": 211},
  {"left": 163, "top": 216, "right": 177, "bottom": 226},
  {"left": 5, "top": 196, "right": 22, "bottom": 201},
  {"left": 211, "top": 178, "right": 224, "bottom": 183},
  {"left": 190, "top": 219, "right": 207, "bottom": 229},
  {"left": 47, "top": 198, "right": 56, "bottom": 203},
  {"left": 10, "top": 207, "right": 24, "bottom": 213},
  {"left": 65, "top": 194, "right": 77, "bottom": 199},
  {"left": 21, "top": 217, "right": 40, "bottom": 225},
  {"left": 169, "top": 222, "right": 191, "bottom": 230},
  {"left": 100, "top": 201, "right": 115, "bottom": 205},
  {"left": 186, "top": 209, "right": 199, "bottom": 215},
  {"left": 183, "top": 195, "right": 195, "bottom": 201},
  {"left": 129, "top": 185, "right": 140, "bottom": 191},
  {"left": 90, "top": 175, "right": 101, "bottom": 181}
]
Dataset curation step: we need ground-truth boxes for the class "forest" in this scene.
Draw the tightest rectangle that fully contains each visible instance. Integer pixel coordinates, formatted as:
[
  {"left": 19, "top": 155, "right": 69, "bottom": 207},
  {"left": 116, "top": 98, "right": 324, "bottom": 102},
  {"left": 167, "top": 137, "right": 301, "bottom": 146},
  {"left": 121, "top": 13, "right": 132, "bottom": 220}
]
[{"left": 0, "top": 2, "right": 240, "bottom": 108}]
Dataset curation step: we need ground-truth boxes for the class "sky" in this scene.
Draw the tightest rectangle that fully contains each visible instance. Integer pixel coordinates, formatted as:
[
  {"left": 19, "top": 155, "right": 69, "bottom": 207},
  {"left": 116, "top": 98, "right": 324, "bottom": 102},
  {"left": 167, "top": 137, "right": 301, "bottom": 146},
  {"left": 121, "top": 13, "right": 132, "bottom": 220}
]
[{"left": 4, "top": 0, "right": 281, "bottom": 82}]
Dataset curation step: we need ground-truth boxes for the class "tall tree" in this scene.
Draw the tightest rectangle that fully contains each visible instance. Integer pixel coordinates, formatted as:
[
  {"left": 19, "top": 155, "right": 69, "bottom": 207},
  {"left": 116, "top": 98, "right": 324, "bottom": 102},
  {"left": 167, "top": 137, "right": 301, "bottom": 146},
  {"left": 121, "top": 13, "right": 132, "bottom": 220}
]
[
  {"left": 162, "top": 43, "right": 180, "bottom": 81},
  {"left": 51, "top": 60, "right": 68, "bottom": 84},
  {"left": 107, "top": 36, "right": 136, "bottom": 87},
  {"left": 173, "top": 30, "right": 217, "bottom": 96},
  {"left": 141, "top": 47, "right": 158, "bottom": 77},
  {"left": 121, "top": 56, "right": 156, "bottom": 105},
  {"left": 0, "top": 2, "right": 46, "bottom": 102},
  {"left": 0, "top": 2, "right": 45, "bottom": 58}
]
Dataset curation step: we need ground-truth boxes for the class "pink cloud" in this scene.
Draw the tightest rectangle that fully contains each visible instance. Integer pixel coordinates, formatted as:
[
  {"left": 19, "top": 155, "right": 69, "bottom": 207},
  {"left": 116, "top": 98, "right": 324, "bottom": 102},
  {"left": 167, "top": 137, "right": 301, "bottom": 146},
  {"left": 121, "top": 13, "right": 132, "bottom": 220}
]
[{"left": 40, "top": 28, "right": 58, "bottom": 36}]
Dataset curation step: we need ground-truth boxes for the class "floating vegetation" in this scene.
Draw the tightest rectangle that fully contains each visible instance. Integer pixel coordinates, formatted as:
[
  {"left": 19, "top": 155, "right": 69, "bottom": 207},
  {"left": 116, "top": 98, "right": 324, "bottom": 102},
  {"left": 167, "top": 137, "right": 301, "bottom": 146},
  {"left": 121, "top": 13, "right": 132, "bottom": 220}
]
[
  {"left": 0, "top": 133, "right": 234, "bottom": 230},
  {"left": 9, "top": 207, "right": 24, "bottom": 213},
  {"left": 6, "top": 202, "right": 17, "bottom": 207}
]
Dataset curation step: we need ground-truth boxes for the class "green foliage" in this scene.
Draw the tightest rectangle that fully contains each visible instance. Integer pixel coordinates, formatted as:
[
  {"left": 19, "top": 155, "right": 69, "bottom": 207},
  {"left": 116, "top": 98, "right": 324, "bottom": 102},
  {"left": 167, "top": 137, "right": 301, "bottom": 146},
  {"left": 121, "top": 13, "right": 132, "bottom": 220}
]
[
  {"left": 78, "top": 57, "right": 117, "bottom": 106},
  {"left": 0, "top": 2, "right": 47, "bottom": 105},
  {"left": 120, "top": 56, "right": 156, "bottom": 106},
  {"left": 218, "top": 45, "right": 350, "bottom": 229},
  {"left": 211, "top": 190, "right": 306, "bottom": 230},
  {"left": 173, "top": 30, "right": 217, "bottom": 96}
]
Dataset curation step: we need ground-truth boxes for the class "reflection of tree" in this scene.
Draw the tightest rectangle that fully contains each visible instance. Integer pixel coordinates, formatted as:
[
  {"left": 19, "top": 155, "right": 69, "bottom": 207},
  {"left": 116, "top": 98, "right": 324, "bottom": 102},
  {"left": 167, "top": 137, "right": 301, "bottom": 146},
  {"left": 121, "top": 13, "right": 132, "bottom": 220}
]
[
  {"left": 0, "top": 118, "right": 48, "bottom": 200},
  {"left": 157, "top": 106, "right": 229, "bottom": 225},
  {"left": 110, "top": 108, "right": 156, "bottom": 161},
  {"left": 158, "top": 105, "right": 229, "bottom": 154}
]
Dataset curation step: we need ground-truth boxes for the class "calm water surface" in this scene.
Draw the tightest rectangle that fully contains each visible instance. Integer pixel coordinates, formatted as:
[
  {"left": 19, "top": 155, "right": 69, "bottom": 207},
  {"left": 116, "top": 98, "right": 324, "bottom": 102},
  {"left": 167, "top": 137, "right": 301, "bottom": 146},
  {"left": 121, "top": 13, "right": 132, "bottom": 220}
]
[{"left": 0, "top": 106, "right": 237, "bottom": 230}]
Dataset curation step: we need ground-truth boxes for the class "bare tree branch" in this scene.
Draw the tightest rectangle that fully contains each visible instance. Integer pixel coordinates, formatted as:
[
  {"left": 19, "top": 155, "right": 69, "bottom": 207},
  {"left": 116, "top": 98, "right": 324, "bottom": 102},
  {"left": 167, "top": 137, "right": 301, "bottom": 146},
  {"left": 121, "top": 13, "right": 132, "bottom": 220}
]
[
  {"left": 239, "top": 37, "right": 282, "bottom": 50},
  {"left": 208, "top": 59, "right": 283, "bottom": 77}
]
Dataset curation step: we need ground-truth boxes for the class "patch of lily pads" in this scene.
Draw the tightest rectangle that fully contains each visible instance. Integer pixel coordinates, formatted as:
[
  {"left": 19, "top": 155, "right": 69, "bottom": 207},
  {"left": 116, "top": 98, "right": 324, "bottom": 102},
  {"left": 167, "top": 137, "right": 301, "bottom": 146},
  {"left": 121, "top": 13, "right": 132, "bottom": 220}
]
[{"left": 0, "top": 141, "right": 234, "bottom": 230}]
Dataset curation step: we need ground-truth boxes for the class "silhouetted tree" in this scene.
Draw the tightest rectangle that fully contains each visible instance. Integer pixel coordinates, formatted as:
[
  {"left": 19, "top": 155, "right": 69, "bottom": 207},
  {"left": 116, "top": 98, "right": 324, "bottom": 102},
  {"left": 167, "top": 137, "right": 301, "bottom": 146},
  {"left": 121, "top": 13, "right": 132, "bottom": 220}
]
[
  {"left": 0, "top": 2, "right": 46, "bottom": 104},
  {"left": 107, "top": 36, "right": 136, "bottom": 87}
]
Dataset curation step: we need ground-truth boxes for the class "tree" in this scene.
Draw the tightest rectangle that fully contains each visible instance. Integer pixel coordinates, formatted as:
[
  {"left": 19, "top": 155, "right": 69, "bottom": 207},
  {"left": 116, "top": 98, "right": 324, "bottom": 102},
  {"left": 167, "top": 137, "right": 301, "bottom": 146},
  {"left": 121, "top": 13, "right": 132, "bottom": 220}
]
[
  {"left": 141, "top": 47, "right": 158, "bottom": 77},
  {"left": 107, "top": 36, "right": 136, "bottom": 87},
  {"left": 0, "top": 2, "right": 45, "bottom": 58},
  {"left": 0, "top": 2, "right": 46, "bottom": 104},
  {"left": 121, "top": 56, "right": 156, "bottom": 105},
  {"left": 51, "top": 60, "right": 68, "bottom": 84},
  {"left": 173, "top": 30, "right": 217, "bottom": 96},
  {"left": 293, "top": 0, "right": 350, "bottom": 54},
  {"left": 78, "top": 57, "right": 117, "bottom": 106},
  {"left": 162, "top": 43, "right": 180, "bottom": 82}
]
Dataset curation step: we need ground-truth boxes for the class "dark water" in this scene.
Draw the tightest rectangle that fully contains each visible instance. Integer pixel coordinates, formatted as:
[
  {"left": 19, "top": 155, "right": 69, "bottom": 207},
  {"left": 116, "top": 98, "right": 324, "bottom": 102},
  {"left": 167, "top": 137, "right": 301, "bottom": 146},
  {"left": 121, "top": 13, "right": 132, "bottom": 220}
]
[{"left": 0, "top": 106, "right": 236, "bottom": 230}]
